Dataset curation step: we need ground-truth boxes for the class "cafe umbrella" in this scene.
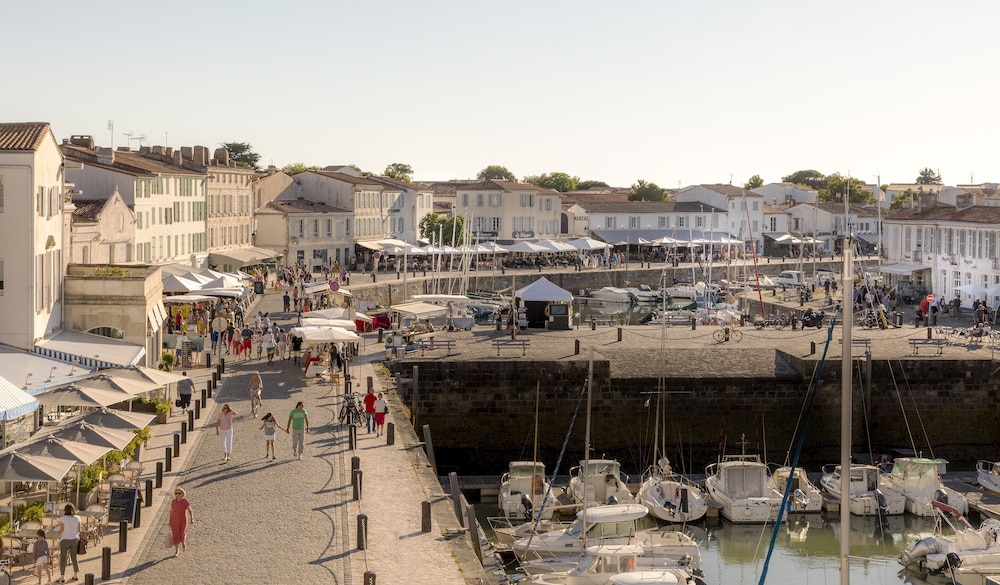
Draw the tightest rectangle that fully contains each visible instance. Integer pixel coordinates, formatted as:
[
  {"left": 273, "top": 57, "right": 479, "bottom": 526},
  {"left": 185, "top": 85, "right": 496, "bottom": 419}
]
[
  {"left": 78, "top": 408, "right": 155, "bottom": 431},
  {"left": 12, "top": 437, "right": 113, "bottom": 507},
  {"left": 42, "top": 421, "right": 135, "bottom": 452},
  {"left": 35, "top": 384, "right": 132, "bottom": 409},
  {"left": 0, "top": 450, "right": 76, "bottom": 524}
]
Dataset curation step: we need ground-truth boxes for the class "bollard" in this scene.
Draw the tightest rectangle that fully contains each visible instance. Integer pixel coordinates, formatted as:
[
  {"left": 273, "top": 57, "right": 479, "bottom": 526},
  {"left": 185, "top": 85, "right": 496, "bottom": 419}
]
[
  {"left": 810, "top": 341, "right": 816, "bottom": 355},
  {"left": 213, "top": 371, "right": 219, "bottom": 384},
  {"left": 216, "top": 363, "right": 223, "bottom": 378},
  {"left": 206, "top": 381, "right": 213, "bottom": 400},
  {"left": 194, "top": 399, "right": 201, "bottom": 420},
  {"left": 386, "top": 422, "right": 395, "bottom": 445},
  {"left": 211, "top": 377, "right": 217, "bottom": 391},
  {"left": 421, "top": 500, "right": 432, "bottom": 532},
  {"left": 181, "top": 421, "right": 188, "bottom": 444},
  {"left": 590, "top": 317, "right": 596, "bottom": 331},
  {"left": 367, "top": 376, "right": 373, "bottom": 391},
  {"left": 353, "top": 469, "right": 363, "bottom": 500},
  {"left": 165, "top": 448, "right": 172, "bottom": 472},
  {"left": 364, "top": 570, "right": 376, "bottom": 585},
  {"left": 85, "top": 574, "right": 95, "bottom": 585},
  {"left": 574, "top": 339, "right": 580, "bottom": 355},
  {"left": 378, "top": 328, "right": 384, "bottom": 344},
  {"left": 927, "top": 327, "right": 933, "bottom": 340},
  {"left": 449, "top": 472, "right": 464, "bottom": 527},
  {"left": 134, "top": 499, "right": 141, "bottom": 528},
  {"left": 200, "top": 388, "right": 207, "bottom": 408},
  {"left": 466, "top": 504, "right": 483, "bottom": 562},
  {"left": 145, "top": 479, "right": 153, "bottom": 507},
  {"left": 617, "top": 327, "right": 622, "bottom": 342},
  {"left": 101, "top": 547, "right": 111, "bottom": 580},
  {"left": 220, "top": 358, "right": 225, "bottom": 374},
  {"left": 173, "top": 433, "right": 181, "bottom": 457},
  {"left": 351, "top": 455, "right": 360, "bottom": 476},
  {"left": 119, "top": 520, "right": 128, "bottom": 552},
  {"left": 422, "top": 425, "right": 437, "bottom": 475},
  {"left": 691, "top": 317, "right": 697, "bottom": 330},
  {"left": 357, "top": 513, "right": 368, "bottom": 550},
  {"left": 349, "top": 425, "right": 356, "bottom": 450},
  {"left": 155, "top": 462, "right": 163, "bottom": 487}
]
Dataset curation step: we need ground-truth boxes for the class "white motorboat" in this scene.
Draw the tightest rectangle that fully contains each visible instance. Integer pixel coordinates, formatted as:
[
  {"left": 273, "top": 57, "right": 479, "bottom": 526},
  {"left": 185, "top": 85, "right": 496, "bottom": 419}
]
[
  {"left": 704, "top": 450, "right": 783, "bottom": 524},
  {"left": 511, "top": 504, "right": 700, "bottom": 567},
  {"left": 879, "top": 457, "right": 968, "bottom": 517},
  {"left": 819, "top": 463, "right": 906, "bottom": 516},
  {"left": 661, "top": 282, "right": 719, "bottom": 300},
  {"left": 625, "top": 285, "right": 663, "bottom": 303},
  {"left": 409, "top": 293, "right": 476, "bottom": 329},
  {"left": 898, "top": 500, "right": 1000, "bottom": 578},
  {"left": 568, "top": 459, "right": 635, "bottom": 507},
  {"left": 769, "top": 464, "right": 823, "bottom": 514},
  {"left": 636, "top": 458, "right": 709, "bottom": 523},
  {"left": 526, "top": 544, "right": 706, "bottom": 585},
  {"left": 977, "top": 459, "right": 1000, "bottom": 495},
  {"left": 499, "top": 461, "right": 556, "bottom": 521},
  {"left": 587, "top": 287, "right": 638, "bottom": 304}
]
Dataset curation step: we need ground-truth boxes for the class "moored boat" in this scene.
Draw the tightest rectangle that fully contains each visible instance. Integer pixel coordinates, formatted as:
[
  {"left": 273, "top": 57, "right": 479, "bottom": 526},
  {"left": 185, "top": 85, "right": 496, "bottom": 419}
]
[
  {"left": 625, "top": 284, "right": 663, "bottom": 303},
  {"left": 977, "top": 459, "right": 1000, "bottom": 495},
  {"left": 819, "top": 463, "right": 906, "bottom": 516},
  {"left": 636, "top": 458, "right": 709, "bottom": 523},
  {"left": 525, "top": 544, "right": 706, "bottom": 585},
  {"left": 769, "top": 464, "right": 823, "bottom": 514},
  {"left": 568, "top": 459, "right": 635, "bottom": 507},
  {"left": 879, "top": 457, "right": 968, "bottom": 517},
  {"left": 704, "top": 449, "right": 783, "bottom": 524},
  {"left": 499, "top": 461, "right": 556, "bottom": 521},
  {"left": 587, "top": 287, "right": 638, "bottom": 304},
  {"left": 898, "top": 500, "right": 1000, "bottom": 578}
]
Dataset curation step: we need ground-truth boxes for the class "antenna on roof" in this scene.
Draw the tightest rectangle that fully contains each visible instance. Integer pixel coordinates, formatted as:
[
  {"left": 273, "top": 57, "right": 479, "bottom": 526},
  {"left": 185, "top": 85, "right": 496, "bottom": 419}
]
[
  {"left": 107, "top": 120, "right": 114, "bottom": 149},
  {"left": 122, "top": 132, "right": 147, "bottom": 149}
]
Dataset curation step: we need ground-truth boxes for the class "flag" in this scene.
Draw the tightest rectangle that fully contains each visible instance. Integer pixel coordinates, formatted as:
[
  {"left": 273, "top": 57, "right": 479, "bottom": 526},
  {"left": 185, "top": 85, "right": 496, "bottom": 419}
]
[{"left": 643, "top": 399, "right": 650, "bottom": 407}]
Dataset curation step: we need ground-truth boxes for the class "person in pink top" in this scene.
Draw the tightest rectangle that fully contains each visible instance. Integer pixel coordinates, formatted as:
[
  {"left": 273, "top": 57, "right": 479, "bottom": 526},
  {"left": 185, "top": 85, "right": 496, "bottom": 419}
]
[{"left": 216, "top": 404, "right": 237, "bottom": 463}]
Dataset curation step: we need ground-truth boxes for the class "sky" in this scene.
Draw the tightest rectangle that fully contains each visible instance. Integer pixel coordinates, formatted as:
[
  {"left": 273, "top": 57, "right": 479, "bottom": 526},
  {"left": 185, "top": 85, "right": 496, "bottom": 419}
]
[{"left": 6, "top": 0, "right": 999, "bottom": 189}]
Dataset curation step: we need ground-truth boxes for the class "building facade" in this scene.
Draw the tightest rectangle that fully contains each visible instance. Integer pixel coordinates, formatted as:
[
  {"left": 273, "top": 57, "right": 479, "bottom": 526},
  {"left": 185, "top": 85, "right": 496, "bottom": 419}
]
[{"left": 454, "top": 179, "right": 561, "bottom": 243}]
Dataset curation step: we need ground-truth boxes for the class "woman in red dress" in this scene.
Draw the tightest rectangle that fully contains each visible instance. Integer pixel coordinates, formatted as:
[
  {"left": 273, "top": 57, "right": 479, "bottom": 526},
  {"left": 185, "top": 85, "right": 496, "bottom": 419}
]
[{"left": 169, "top": 487, "right": 194, "bottom": 556}]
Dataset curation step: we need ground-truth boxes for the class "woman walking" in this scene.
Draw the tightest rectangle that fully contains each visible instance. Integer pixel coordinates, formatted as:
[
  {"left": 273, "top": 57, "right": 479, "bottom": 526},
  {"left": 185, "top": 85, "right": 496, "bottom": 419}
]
[
  {"left": 169, "top": 487, "right": 194, "bottom": 556},
  {"left": 55, "top": 503, "right": 80, "bottom": 583},
  {"left": 216, "top": 404, "right": 237, "bottom": 463},
  {"left": 260, "top": 412, "right": 278, "bottom": 460}
]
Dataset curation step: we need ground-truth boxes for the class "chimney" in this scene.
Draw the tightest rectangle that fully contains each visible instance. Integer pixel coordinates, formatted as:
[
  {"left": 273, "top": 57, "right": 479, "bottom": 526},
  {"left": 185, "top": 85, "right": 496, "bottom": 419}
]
[
  {"left": 919, "top": 191, "right": 936, "bottom": 212},
  {"left": 181, "top": 146, "right": 193, "bottom": 161},
  {"left": 172, "top": 150, "right": 182, "bottom": 166},
  {"left": 165, "top": 147, "right": 173, "bottom": 158},
  {"left": 214, "top": 148, "right": 229, "bottom": 166},
  {"left": 69, "top": 135, "right": 95, "bottom": 149},
  {"left": 151, "top": 146, "right": 164, "bottom": 156},
  {"left": 139, "top": 146, "right": 152, "bottom": 154},
  {"left": 956, "top": 193, "right": 972, "bottom": 208},
  {"left": 95, "top": 147, "right": 114, "bottom": 166},
  {"left": 194, "top": 146, "right": 209, "bottom": 165}
]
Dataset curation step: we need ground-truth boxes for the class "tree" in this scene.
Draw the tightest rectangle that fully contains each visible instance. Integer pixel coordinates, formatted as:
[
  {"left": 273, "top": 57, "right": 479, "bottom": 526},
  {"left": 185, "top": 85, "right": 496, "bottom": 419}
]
[
  {"left": 890, "top": 188, "right": 918, "bottom": 210},
  {"left": 628, "top": 179, "right": 667, "bottom": 202},
  {"left": 477, "top": 165, "right": 516, "bottom": 181},
  {"left": 418, "top": 213, "right": 465, "bottom": 246},
  {"left": 743, "top": 174, "right": 764, "bottom": 190},
  {"left": 818, "top": 173, "right": 874, "bottom": 204},
  {"left": 280, "top": 163, "right": 318, "bottom": 175},
  {"left": 781, "top": 170, "right": 827, "bottom": 191},
  {"left": 576, "top": 180, "right": 610, "bottom": 190},
  {"left": 916, "top": 167, "right": 942, "bottom": 184},
  {"left": 221, "top": 142, "right": 261, "bottom": 171},
  {"left": 523, "top": 172, "right": 579, "bottom": 192},
  {"left": 384, "top": 163, "right": 414, "bottom": 182}
]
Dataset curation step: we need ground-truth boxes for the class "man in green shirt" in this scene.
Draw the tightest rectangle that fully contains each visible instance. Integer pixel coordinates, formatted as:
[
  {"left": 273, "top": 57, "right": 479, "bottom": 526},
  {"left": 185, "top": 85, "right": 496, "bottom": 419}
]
[{"left": 285, "top": 401, "right": 309, "bottom": 460}]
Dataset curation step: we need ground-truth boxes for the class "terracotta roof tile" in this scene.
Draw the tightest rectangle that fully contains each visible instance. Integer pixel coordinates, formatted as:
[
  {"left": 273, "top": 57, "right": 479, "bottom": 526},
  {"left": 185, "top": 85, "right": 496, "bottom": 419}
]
[
  {"left": 259, "top": 199, "right": 351, "bottom": 214},
  {"left": 70, "top": 198, "right": 106, "bottom": 221},
  {"left": 310, "top": 170, "right": 383, "bottom": 186},
  {"left": 0, "top": 122, "right": 50, "bottom": 151},
  {"left": 887, "top": 204, "right": 1000, "bottom": 224}
]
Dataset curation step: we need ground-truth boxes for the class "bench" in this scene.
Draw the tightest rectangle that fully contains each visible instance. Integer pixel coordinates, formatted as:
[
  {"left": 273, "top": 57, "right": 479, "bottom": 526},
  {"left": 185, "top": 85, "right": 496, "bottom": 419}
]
[
  {"left": 415, "top": 338, "right": 458, "bottom": 356},
  {"left": 838, "top": 338, "right": 872, "bottom": 353},
  {"left": 909, "top": 338, "right": 945, "bottom": 355},
  {"left": 493, "top": 338, "right": 530, "bottom": 356},
  {"left": 590, "top": 317, "right": 617, "bottom": 327}
]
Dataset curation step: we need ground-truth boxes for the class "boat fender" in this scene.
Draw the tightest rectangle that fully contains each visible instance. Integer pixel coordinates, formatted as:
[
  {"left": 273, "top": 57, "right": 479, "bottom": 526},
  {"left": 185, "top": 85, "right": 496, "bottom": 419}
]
[
  {"left": 606, "top": 495, "right": 619, "bottom": 505},
  {"left": 675, "top": 486, "right": 681, "bottom": 499},
  {"left": 520, "top": 494, "right": 534, "bottom": 522},
  {"left": 934, "top": 489, "right": 949, "bottom": 506}
]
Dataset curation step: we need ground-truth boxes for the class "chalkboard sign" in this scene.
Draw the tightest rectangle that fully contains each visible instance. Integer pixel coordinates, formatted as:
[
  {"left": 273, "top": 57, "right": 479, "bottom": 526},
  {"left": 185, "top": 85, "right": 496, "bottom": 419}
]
[{"left": 108, "top": 486, "right": 138, "bottom": 525}]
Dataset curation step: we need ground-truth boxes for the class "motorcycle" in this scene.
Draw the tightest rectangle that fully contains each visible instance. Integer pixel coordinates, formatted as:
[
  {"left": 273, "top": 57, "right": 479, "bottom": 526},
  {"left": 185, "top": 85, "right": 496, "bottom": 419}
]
[{"left": 801, "top": 308, "right": 826, "bottom": 329}]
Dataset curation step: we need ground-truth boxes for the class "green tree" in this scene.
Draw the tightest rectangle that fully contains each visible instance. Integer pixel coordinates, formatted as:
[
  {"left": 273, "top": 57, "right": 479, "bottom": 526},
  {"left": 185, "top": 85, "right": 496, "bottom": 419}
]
[
  {"left": 523, "top": 172, "right": 579, "bottom": 192},
  {"left": 890, "top": 188, "right": 918, "bottom": 210},
  {"left": 628, "top": 179, "right": 667, "bottom": 202},
  {"left": 418, "top": 213, "right": 465, "bottom": 245},
  {"left": 384, "top": 163, "right": 414, "bottom": 182},
  {"left": 221, "top": 142, "right": 261, "bottom": 170},
  {"left": 781, "top": 169, "right": 827, "bottom": 191},
  {"left": 743, "top": 174, "right": 764, "bottom": 190},
  {"left": 477, "top": 165, "right": 516, "bottom": 181},
  {"left": 280, "top": 163, "right": 318, "bottom": 175},
  {"left": 576, "top": 180, "right": 610, "bottom": 190},
  {"left": 818, "top": 173, "right": 874, "bottom": 203},
  {"left": 916, "top": 167, "right": 942, "bottom": 184}
]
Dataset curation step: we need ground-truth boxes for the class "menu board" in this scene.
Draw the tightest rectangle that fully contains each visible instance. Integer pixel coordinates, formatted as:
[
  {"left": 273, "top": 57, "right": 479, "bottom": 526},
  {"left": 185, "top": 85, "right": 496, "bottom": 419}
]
[{"left": 108, "top": 486, "right": 138, "bottom": 525}]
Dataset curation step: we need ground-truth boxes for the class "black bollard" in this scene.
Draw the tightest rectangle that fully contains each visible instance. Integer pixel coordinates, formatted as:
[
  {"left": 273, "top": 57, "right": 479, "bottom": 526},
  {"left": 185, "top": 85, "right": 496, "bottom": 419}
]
[
  {"left": 810, "top": 341, "right": 816, "bottom": 355},
  {"left": 165, "top": 448, "right": 172, "bottom": 472},
  {"left": 200, "top": 388, "right": 207, "bottom": 408},
  {"left": 145, "top": 480, "right": 153, "bottom": 507},
  {"left": 353, "top": 469, "right": 363, "bottom": 500},
  {"left": 367, "top": 376, "right": 373, "bottom": 391},
  {"left": 421, "top": 500, "right": 432, "bottom": 532},
  {"left": 351, "top": 455, "right": 360, "bottom": 476},
  {"left": 118, "top": 520, "right": 128, "bottom": 552},
  {"left": 357, "top": 513, "right": 368, "bottom": 550},
  {"left": 617, "top": 327, "right": 622, "bottom": 342},
  {"left": 187, "top": 408, "right": 194, "bottom": 429},
  {"left": 349, "top": 425, "right": 356, "bottom": 450},
  {"left": 181, "top": 421, "right": 188, "bottom": 444},
  {"left": 206, "top": 381, "right": 213, "bottom": 400},
  {"left": 574, "top": 339, "right": 580, "bottom": 355},
  {"left": 155, "top": 462, "right": 163, "bottom": 487},
  {"left": 85, "top": 574, "right": 95, "bottom": 585},
  {"left": 386, "top": 422, "right": 395, "bottom": 445},
  {"left": 101, "top": 547, "right": 111, "bottom": 580},
  {"left": 173, "top": 433, "right": 180, "bottom": 456},
  {"left": 216, "top": 363, "right": 223, "bottom": 377},
  {"left": 927, "top": 327, "right": 933, "bottom": 340},
  {"left": 364, "top": 571, "right": 376, "bottom": 585},
  {"left": 134, "top": 499, "right": 141, "bottom": 528},
  {"left": 691, "top": 317, "right": 697, "bottom": 330},
  {"left": 220, "top": 358, "right": 225, "bottom": 374},
  {"left": 590, "top": 317, "right": 596, "bottom": 331},
  {"left": 194, "top": 399, "right": 201, "bottom": 420},
  {"left": 378, "top": 329, "right": 384, "bottom": 344},
  {"left": 213, "top": 371, "right": 219, "bottom": 385}
]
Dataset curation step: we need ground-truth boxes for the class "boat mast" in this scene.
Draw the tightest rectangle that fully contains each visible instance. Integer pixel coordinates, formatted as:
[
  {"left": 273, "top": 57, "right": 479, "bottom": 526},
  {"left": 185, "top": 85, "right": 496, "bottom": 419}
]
[
  {"left": 839, "top": 177, "right": 853, "bottom": 585},
  {"left": 533, "top": 381, "right": 541, "bottom": 504},
  {"left": 581, "top": 347, "right": 594, "bottom": 550}
]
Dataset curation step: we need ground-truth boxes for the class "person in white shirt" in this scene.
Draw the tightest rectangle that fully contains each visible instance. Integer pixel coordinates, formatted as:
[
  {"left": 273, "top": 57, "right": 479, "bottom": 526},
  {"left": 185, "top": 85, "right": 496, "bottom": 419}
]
[{"left": 55, "top": 503, "right": 81, "bottom": 583}]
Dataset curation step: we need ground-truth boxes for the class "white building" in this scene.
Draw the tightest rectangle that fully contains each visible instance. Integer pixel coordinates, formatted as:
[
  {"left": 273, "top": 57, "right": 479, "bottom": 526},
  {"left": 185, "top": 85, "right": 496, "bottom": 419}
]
[
  {"left": 454, "top": 179, "right": 561, "bottom": 243},
  {"left": 674, "top": 184, "right": 765, "bottom": 252},
  {"left": 0, "top": 122, "right": 66, "bottom": 350},
  {"left": 255, "top": 198, "right": 354, "bottom": 274},
  {"left": 582, "top": 201, "right": 727, "bottom": 243},
  {"left": 367, "top": 176, "right": 435, "bottom": 244},
  {"left": 751, "top": 182, "right": 818, "bottom": 206},
  {"left": 289, "top": 170, "right": 388, "bottom": 248},
  {"left": 69, "top": 190, "right": 135, "bottom": 264}
]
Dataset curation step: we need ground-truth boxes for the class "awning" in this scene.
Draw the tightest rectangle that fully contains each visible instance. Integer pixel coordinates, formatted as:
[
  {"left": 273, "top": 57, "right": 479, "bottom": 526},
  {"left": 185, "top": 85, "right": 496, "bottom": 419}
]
[
  {"left": 388, "top": 302, "right": 449, "bottom": 318},
  {"left": 356, "top": 241, "right": 382, "bottom": 251},
  {"left": 0, "top": 375, "right": 39, "bottom": 420},
  {"left": 857, "top": 233, "right": 881, "bottom": 244},
  {"left": 162, "top": 294, "right": 217, "bottom": 304},
  {"left": 208, "top": 246, "right": 280, "bottom": 268},
  {"left": 147, "top": 300, "right": 168, "bottom": 333},
  {"left": 878, "top": 263, "right": 931, "bottom": 275},
  {"left": 34, "top": 330, "right": 146, "bottom": 369}
]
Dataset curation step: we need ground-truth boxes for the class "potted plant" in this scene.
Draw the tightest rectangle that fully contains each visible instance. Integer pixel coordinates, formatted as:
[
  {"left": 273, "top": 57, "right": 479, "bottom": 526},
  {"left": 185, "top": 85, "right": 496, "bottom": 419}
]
[
  {"left": 155, "top": 398, "right": 171, "bottom": 424},
  {"left": 159, "top": 351, "right": 175, "bottom": 372}
]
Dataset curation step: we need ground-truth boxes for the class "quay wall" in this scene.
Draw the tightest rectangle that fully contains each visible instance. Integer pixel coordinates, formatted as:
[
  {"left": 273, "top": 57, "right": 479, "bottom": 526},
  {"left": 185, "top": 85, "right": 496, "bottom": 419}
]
[{"left": 391, "top": 355, "right": 1000, "bottom": 477}]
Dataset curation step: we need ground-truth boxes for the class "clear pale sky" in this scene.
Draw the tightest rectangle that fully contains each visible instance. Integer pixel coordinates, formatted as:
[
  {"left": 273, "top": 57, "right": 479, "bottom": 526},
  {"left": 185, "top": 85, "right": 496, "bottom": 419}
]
[{"left": 7, "top": 0, "right": 997, "bottom": 189}]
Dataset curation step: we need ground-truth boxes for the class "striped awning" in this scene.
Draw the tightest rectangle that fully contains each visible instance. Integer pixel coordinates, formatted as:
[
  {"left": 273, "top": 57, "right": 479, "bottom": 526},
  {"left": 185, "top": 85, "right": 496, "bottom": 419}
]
[{"left": 34, "top": 330, "right": 146, "bottom": 370}]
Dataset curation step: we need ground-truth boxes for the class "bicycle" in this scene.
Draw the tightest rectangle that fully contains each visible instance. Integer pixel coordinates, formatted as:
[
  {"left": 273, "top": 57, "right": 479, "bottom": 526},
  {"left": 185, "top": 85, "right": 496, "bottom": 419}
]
[
  {"left": 250, "top": 389, "right": 262, "bottom": 418},
  {"left": 0, "top": 558, "right": 10, "bottom": 585},
  {"left": 713, "top": 326, "right": 743, "bottom": 343},
  {"left": 338, "top": 393, "right": 365, "bottom": 427},
  {"left": 753, "top": 313, "right": 789, "bottom": 331}
]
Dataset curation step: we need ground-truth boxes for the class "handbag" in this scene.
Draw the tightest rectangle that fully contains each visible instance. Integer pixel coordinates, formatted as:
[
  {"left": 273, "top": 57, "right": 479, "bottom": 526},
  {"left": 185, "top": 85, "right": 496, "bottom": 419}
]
[
  {"left": 77, "top": 538, "right": 87, "bottom": 555},
  {"left": 164, "top": 532, "right": 174, "bottom": 549}
]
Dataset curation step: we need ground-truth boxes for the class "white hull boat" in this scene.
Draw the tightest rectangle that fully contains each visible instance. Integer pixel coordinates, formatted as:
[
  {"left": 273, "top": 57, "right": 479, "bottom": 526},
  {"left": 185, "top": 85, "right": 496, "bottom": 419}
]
[
  {"left": 568, "top": 459, "right": 635, "bottom": 507},
  {"left": 879, "top": 457, "right": 968, "bottom": 517},
  {"left": 525, "top": 544, "right": 706, "bottom": 585},
  {"left": 587, "top": 287, "right": 637, "bottom": 303},
  {"left": 819, "top": 463, "right": 906, "bottom": 516},
  {"left": 899, "top": 500, "right": 1000, "bottom": 578},
  {"left": 499, "top": 461, "right": 556, "bottom": 521},
  {"left": 977, "top": 459, "right": 1000, "bottom": 495},
  {"left": 769, "top": 465, "right": 823, "bottom": 514},
  {"left": 662, "top": 282, "right": 719, "bottom": 300},
  {"left": 625, "top": 285, "right": 663, "bottom": 303},
  {"left": 704, "top": 453, "right": 783, "bottom": 524},
  {"left": 636, "top": 459, "right": 709, "bottom": 523}
]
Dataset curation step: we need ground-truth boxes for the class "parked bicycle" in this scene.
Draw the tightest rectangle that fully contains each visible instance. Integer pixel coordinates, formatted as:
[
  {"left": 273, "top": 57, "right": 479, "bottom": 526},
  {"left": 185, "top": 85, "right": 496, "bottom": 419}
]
[
  {"left": 0, "top": 559, "right": 10, "bottom": 585},
  {"left": 713, "top": 326, "right": 743, "bottom": 343},
  {"left": 753, "top": 313, "right": 790, "bottom": 331},
  {"left": 338, "top": 393, "right": 365, "bottom": 427}
]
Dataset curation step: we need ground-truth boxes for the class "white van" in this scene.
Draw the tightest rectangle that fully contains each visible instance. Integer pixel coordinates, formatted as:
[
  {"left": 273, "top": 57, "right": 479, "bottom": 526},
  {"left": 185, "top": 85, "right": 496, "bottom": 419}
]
[{"left": 775, "top": 270, "right": 806, "bottom": 288}]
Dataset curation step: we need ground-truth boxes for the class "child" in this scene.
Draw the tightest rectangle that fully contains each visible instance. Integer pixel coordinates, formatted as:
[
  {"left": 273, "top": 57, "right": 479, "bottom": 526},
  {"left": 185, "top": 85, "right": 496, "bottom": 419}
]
[
  {"left": 34, "top": 529, "right": 51, "bottom": 585},
  {"left": 254, "top": 329, "right": 264, "bottom": 361},
  {"left": 260, "top": 412, "right": 277, "bottom": 460}
]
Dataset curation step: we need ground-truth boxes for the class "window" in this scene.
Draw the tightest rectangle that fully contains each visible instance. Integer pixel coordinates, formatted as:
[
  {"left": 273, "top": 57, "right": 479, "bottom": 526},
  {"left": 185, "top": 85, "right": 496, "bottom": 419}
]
[
  {"left": 477, "top": 193, "right": 484, "bottom": 207},
  {"left": 489, "top": 193, "right": 502, "bottom": 207},
  {"left": 461, "top": 193, "right": 469, "bottom": 207},
  {"left": 520, "top": 193, "right": 535, "bottom": 207},
  {"left": 678, "top": 217, "right": 685, "bottom": 228},
  {"left": 605, "top": 217, "right": 615, "bottom": 229},
  {"left": 658, "top": 216, "right": 666, "bottom": 228},
  {"left": 0, "top": 176, "right": 4, "bottom": 212},
  {"left": 629, "top": 216, "right": 639, "bottom": 229},
  {"left": 326, "top": 219, "right": 333, "bottom": 236}
]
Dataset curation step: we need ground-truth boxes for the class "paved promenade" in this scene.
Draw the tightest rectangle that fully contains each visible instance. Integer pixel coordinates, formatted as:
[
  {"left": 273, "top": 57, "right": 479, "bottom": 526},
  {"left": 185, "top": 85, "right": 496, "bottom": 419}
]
[{"left": 9, "top": 285, "right": 491, "bottom": 585}]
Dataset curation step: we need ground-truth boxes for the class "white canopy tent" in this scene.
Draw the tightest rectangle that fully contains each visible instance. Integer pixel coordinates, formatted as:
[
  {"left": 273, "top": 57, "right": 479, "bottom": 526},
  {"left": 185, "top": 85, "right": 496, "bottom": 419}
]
[
  {"left": 505, "top": 241, "right": 550, "bottom": 253},
  {"left": 515, "top": 277, "right": 574, "bottom": 302},
  {"left": 300, "top": 318, "right": 358, "bottom": 331},
  {"left": 568, "top": 237, "right": 611, "bottom": 251},
  {"left": 537, "top": 239, "right": 578, "bottom": 252},
  {"left": 288, "top": 326, "right": 361, "bottom": 343}
]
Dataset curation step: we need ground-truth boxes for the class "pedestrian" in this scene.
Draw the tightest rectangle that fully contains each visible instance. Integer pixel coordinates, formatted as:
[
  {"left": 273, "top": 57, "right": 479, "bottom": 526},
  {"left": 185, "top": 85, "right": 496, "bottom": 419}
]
[
  {"left": 263, "top": 328, "right": 276, "bottom": 365},
  {"left": 363, "top": 388, "right": 377, "bottom": 434},
  {"left": 275, "top": 327, "right": 287, "bottom": 361},
  {"left": 373, "top": 392, "right": 387, "bottom": 437},
  {"left": 177, "top": 372, "right": 194, "bottom": 413},
  {"left": 55, "top": 503, "right": 80, "bottom": 583},
  {"left": 283, "top": 292, "right": 291, "bottom": 314},
  {"left": 248, "top": 371, "right": 263, "bottom": 416},
  {"left": 285, "top": 401, "right": 310, "bottom": 460},
  {"left": 253, "top": 328, "right": 264, "bottom": 361},
  {"left": 216, "top": 404, "right": 236, "bottom": 463},
  {"left": 33, "top": 528, "right": 51, "bottom": 585},
  {"left": 260, "top": 412, "right": 278, "bottom": 460},
  {"left": 291, "top": 333, "right": 303, "bottom": 365},
  {"left": 169, "top": 487, "right": 194, "bottom": 557}
]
